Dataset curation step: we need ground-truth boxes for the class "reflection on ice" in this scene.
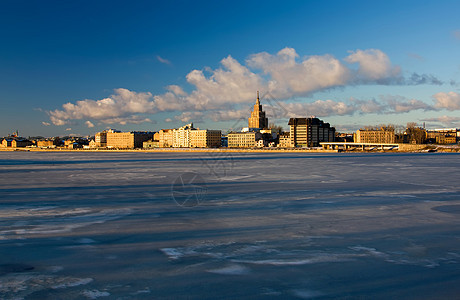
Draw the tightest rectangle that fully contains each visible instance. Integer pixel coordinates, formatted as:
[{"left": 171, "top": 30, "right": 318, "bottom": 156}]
[
  {"left": 0, "top": 273, "right": 93, "bottom": 299},
  {"left": 0, "top": 208, "right": 132, "bottom": 239},
  {"left": 51, "top": 277, "right": 93, "bottom": 289},
  {"left": 291, "top": 289, "right": 324, "bottom": 299},
  {"left": 159, "top": 239, "right": 459, "bottom": 270},
  {"left": 81, "top": 289, "right": 110, "bottom": 299},
  {"left": 207, "top": 264, "right": 250, "bottom": 275}
]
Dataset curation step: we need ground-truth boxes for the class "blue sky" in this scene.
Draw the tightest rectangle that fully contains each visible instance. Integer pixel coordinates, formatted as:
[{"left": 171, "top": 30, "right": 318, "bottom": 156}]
[{"left": 1, "top": 0, "right": 460, "bottom": 137}]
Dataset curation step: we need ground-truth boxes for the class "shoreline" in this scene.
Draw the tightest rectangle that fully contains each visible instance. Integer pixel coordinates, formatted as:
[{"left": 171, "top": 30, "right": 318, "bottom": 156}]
[
  {"left": 0, "top": 147, "right": 340, "bottom": 153},
  {"left": 1, "top": 146, "right": 459, "bottom": 153}
]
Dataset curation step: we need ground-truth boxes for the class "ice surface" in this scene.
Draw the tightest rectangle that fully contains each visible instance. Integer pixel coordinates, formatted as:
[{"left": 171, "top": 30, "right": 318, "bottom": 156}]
[
  {"left": 81, "top": 289, "right": 110, "bottom": 299},
  {"left": 207, "top": 264, "right": 250, "bottom": 275},
  {"left": 0, "top": 151, "right": 459, "bottom": 299}
]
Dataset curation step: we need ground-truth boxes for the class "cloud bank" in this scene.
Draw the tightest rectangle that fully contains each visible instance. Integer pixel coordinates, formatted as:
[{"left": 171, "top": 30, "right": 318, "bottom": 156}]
[
  {"left": 48, "top": 47, "right": 448, "bottom": 127},
  {"left": 49, "top": 88, "right": 155, "bottom": 125},
  {"left": 278, "top": 95, "right": 434, "bottom": 118},
  {"left": 422, "top": 115, "right": 460, "bottom": 128}
]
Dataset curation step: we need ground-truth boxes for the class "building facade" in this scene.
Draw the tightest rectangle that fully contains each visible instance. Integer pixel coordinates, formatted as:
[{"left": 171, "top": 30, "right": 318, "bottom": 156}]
[
  {"left": 228, "top": 132, "right": 262, "bottom": 148},
  {"left": 190, "top": 130, "right": 222, "bottom": 148},
  {"left": 36, "top": 140, "right": 56, "bottom": 148},
  {"left": 88, "top": 140, "right": 97, "bottom": 148},
  {"left": 289, "top": 118, "right": 308, "bottom": 147},
  {"left": 172, "top": 123, "right": 194, "bottom": 148},
  {"left": 1, "top": 138, "right": 32, "bottom": 148},
  {"left": 158, "top": 129, "right": 173, "bottom": 147},
  {"left": 95, "top": 130, "right": 107, "bottom": 147},
  {"left": 158, "top": 124, "right": 222, "bottom": 148},
  {"left": 355, "top": 128, "right": 396, "bottom": 144},
  {"left": 248, "top": 91, "right": 268, "bottom": 129},
  {"left": 288, "top": 117, "right": 335, "bottom": 147},
  {"left": 278, "top": 133, "right": 291, "bottom": 148},
  {"left": 106, "top": 131, "right": 154, "bottom": 148},
  {"left": 1, "top": 139, "right": 12, "bottom": 147},
  {"left": 436, "top": 135, "right": 457, "bottom": 144},
  {"left": 95, "top": 129, "right": 120, "bottom": 147},
  {"left": 143, "top": 140, "right": 160, "bottom": 148},
  {"left": 426, "top": 128, "right": 459, "bottom": 144}
]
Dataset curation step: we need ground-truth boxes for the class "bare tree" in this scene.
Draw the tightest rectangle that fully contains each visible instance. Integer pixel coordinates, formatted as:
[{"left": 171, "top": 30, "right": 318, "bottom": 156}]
[
  {"left": 405, "top": 126, "right": 427, "bottom": 144},
  {"left": 269, "top": 123, "right": 283, "bottom": 134}
]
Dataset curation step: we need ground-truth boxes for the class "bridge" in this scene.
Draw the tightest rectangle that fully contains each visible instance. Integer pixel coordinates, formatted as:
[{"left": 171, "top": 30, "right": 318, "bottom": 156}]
[{"left": 320, "top": 142, "right": 399, "bottom": 151}]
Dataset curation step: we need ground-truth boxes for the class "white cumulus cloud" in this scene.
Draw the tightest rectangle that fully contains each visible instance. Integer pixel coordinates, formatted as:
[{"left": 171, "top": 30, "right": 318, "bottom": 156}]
[
  {"left": 152, "top": 55, "right": 264, "bottom": 113},
  {"left": 282, "top": 100, "right": 355, "bottom": 117},
  {"left": 247, "top": 47, "right": 350, "bottom": 97},
  {"left": 174, "top": 111, "right": 204, "bottom": 123},
  {"left": 85, "top": 121, "right": 94, "bottom": 128},
  {"left": 433, "top": 91, "right": 460, "bottom": 110},
  {"left": 349, "top": 98, "right": 385, "bottom": 114},
  {"left": 49, "top": 88, "right": 155, "bottom": 125},
  {"left": 380, "top": 95, "right": 433, "bottom": 113},
  {"left": 186, "top": 56, "right": 265, "bottom": 107},
  {"left": 345, "top": 49, "right": 401, "bottom": 82},
  {"left": 210, "top": 108, "right": 251, "bottom": 122}
]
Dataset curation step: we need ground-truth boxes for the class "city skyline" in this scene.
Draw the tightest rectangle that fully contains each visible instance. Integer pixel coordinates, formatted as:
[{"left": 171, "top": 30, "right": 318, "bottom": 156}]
[{"left": 2, "top": 0, "right": 460, "bottom": 137}]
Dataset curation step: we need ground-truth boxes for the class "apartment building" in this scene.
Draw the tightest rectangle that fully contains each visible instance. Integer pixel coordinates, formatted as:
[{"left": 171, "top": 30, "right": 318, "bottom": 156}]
[
  {"left": 106, "top": 131, "right": 154, "bottom": 148},
  {"left": 355, "top": 128, "right": 396, "bottom": 144},
  {"left": 190, "top": 129, "right": 222, "bottom": 148},
  {"left": 158, "top": 129, "right": 173, "bottom": 147},
  {"left": 228, "top": 132, "right": 262, "bottom": 148},
  {"left": 288, "top": 117, "right": 335, "bottom": 147}
]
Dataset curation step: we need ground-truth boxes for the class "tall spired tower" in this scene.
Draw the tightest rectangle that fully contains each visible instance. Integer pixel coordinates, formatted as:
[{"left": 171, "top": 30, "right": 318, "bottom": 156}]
[{"left": 248, "top": 91, "right": 268, "bottom": 129}]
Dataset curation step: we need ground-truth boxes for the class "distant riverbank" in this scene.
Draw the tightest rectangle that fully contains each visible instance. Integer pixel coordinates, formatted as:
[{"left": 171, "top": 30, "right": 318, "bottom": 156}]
[
  {"left": 0, "top": 147, "right": 339, "bottom": 153},
  {"left": 1, "top": 145, "right": 460, "bottom": 153}
]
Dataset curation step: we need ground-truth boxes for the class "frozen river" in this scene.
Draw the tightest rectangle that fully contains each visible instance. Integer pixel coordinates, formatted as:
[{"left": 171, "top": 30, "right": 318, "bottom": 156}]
[{"left": 0, "top": 151, "right": 459, "bottom": 299}]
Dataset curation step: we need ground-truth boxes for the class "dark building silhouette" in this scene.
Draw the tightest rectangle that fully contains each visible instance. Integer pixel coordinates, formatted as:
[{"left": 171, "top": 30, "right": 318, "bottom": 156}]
[{"left": 288, "top": 117, "right": 335, "bottom": 147}]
